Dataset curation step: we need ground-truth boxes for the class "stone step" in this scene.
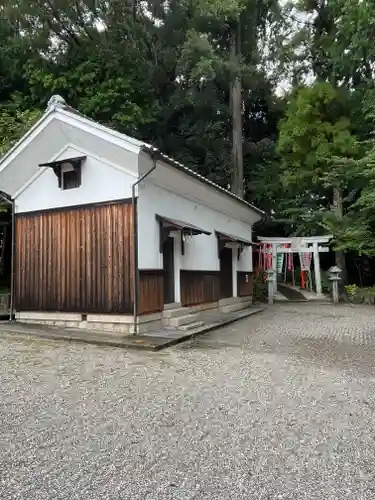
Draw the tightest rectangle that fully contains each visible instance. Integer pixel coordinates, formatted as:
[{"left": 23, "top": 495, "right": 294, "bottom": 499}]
[
  {"left": 188, "top": 301, "right": 218, "bottom": 313},
  {"left": 178, "top": 321, "right": 204, "bottom": 331},
  {"left": 218, "top": 296, "right": 252, "bottom": 306},
  {"left": 163, "top": 302, "right": 182, "bottom": 310},
  {"left": 169, "top": 312, "right": 201, "bottom": 327},
  {"left": 162, "top": 301, "right": 218, "bottom": 319},
  {"left": 162, "top": 307, "right": 190, "bottom": 319},
  {"left": 219, "top": 300, "right": 252, "bottom": 314}
]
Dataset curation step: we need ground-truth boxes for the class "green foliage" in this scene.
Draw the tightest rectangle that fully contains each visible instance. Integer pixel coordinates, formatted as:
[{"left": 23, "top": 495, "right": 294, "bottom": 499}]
[
  {"left": 252, "top": 269, "right": 268, "bottom": 302},
  {"left": 0, "top": 104, "right": 41, "bottom": 156},
  {"left": 278, "top": 83, "right": 358, "bottom": 185},
  {"left": 284, "top": 0, "right": 375, "bottom": 88},
  {"left": 344, "top": 284, "right": 358, "bottom": 299},
  {"left": 0, "top": 0, "right": 284, "bottom": 217},
  {"left": 344, "top": 284, "right": 375, "bottom": 304},
  {"left": 3, "top": 0, "right": 375, "bottom": 265},
  {"left": 276, "top": 82, "right": 369, "bottom": 260}
]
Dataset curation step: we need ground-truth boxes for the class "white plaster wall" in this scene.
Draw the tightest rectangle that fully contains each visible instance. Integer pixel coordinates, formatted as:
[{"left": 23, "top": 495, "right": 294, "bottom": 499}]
[
  {"left": 16, "top": 146, "right": 137, "bottom": 213},
  {"left": 238, "top": 246, "right": 253, "bottom": 272},
  {"left": 138, "top": 182, "right": 253, "bottom": 271},
  {"left": 0, "top": 118, "right": 64, "bottom": 198},
  {"left": 59, "top": 119, "right": 140, "bottom": 170}
]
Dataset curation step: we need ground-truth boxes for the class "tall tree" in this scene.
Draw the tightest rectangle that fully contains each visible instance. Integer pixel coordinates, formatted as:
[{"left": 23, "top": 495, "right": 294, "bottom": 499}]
[
  {"left": 277, "top": 82, "right": 363, "bottom": 280},
  {"left": 277, "top": 0, "right": 375, "bottom": 272},
  {"left": 173, "top": 0, "right": 282, "bottom": 196}
]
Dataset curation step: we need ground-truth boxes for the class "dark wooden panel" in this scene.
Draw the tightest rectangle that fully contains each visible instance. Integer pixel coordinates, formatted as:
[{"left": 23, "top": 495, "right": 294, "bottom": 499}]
[
  {"left": 180, "top": 270, "right": 220, "bottom": 307},
  {"left": 219, "top": 247, "right": 233, "bottom": 299},
  {"left": 162, "top": 236, "right": 174, "bottom": 304},
  {"left": 139, "top": 270, "right": 164, "bottom": 315},
  {"left": 15, "top": 200, "right": 134, "bottom": 314},
  {"left": 237, "top": 271, "right": 253, "bottom": 297}
]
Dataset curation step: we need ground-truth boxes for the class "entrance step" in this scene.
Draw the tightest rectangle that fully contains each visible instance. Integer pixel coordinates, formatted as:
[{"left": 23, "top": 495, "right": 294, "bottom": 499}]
[
  {"left": 163, "top": 302, "right": 182, "bottom": 310},
  {"left": 218, "top": 296, "right": 251, "bottom": 307},
  {"left": 162, "top": 298, "right": 253, "bottom": 330},
  {"left": 219, "top": 299, "right": 252, "bottom": 314},
  {"left": 162, "top": 307, "right": 189, "bottom": 319},
  {"left": 168, "top": 312, "right": 200, "bottom": 328},
  {"left": 179, "top": 321, "right": 204, "bottom": 331},
  {"left": 162, "top": 302, "right": 218, "bottom": 322}
]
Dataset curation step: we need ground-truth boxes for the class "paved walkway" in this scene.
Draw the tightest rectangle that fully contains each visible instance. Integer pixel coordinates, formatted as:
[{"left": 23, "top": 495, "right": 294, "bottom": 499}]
[
  {"left": 1, "top": 303, "right": 375, "bottom": 499},
  {"left": 191, "top": 303, "right": 375, "bottom": 375}
]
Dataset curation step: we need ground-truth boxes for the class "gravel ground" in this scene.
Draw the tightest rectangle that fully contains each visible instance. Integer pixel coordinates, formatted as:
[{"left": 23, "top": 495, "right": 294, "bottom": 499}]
[{"left": 1, "top": 304, "right": 375, "bottom": 499}]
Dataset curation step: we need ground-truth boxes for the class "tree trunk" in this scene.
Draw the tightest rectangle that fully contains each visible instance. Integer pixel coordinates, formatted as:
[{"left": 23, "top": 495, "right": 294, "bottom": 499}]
[
  {"left": 230, "top": 20, "right": 243, "bottom": 198},
  {"left": 333, "top": 186, "right": 347, "bottom": 284}
]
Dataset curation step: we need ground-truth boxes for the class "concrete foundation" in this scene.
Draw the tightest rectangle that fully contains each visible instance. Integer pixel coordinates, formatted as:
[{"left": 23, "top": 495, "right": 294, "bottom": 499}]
[
  {"left": 15, "top": 311, "right": 163, "bottom": 335},
  {"left": 15, "top": 297, "right": 252, "bottom": 334},
  {"left": 162, "top": 296, "right": 253, "bottom": 328}
]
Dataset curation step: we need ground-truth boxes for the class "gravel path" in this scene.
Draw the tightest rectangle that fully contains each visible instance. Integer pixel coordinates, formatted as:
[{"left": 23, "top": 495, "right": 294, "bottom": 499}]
[{"left": 1, "top": 304, "right": 375, "bottom": 499}]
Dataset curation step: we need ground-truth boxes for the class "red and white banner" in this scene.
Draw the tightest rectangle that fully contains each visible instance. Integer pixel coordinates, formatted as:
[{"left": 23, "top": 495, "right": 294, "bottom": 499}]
[{"left": 299, "top": 251, "right": 312, "bottom": 271}]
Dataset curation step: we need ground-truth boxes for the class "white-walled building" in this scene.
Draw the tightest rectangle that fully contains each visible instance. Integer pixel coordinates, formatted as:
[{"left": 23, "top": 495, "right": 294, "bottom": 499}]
[{"left": 0, "top": 97, "right": 263, "bottom": 333}]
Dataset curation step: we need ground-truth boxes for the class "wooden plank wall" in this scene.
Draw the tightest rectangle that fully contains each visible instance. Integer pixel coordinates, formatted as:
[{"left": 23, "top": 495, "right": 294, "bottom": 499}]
[
  {"left": 15, "top": 201, "right": 134, "bottom": 313},
  {"left": 237, "top": 271, "right": 253, "bottom": 297},
  {"left": 139, "top": 270, "right": 164, "bottom": 314},
  {"left": 180, "top": 270, "right": 220, "bottom": 307}
]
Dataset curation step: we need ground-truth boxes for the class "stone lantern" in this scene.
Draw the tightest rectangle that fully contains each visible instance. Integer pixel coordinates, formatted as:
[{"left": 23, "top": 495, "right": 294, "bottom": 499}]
[{"left": 328, "top": 266, "right": 341, "bottom": 304}]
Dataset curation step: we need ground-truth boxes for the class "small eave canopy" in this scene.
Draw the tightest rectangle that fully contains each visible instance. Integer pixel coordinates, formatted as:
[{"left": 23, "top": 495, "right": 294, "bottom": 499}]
[
  {"left": 39, "top": 156, "right": 87, "bottom": 170},
  {"left": 39, "top": 155, "right": 87, "bottom": 188},
  {"left": 156, "top": 214, "right": 211, "bottom": 236},
  {"left": 156, "top": 215, "right": 211, "bottom": 255},
  {"left": 215, "top": 231, "right": 252, "bottom": 259},
  {"left": 215, "top": 230, "right": 252, "bottom": 246}
]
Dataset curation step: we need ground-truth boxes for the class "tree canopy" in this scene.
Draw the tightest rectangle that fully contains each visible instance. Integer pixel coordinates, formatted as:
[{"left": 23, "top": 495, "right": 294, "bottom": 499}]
[{"left": 1, "top": 0, "right": 375, "bottom": 275}]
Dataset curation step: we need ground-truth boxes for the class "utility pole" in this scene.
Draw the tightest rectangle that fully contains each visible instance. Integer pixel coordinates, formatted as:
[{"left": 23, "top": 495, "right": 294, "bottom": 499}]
[{"left": 230, "top": 17, "right": 244, "bottom": 198}]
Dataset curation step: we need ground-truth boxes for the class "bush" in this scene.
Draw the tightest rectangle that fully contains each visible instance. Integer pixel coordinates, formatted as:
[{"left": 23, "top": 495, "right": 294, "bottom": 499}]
[
  {"left": 344, "top": 284, "right": 375, "bottom": 304},
  {"left": 253, "top": 269, "right": 268, "bottom": 302}
]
